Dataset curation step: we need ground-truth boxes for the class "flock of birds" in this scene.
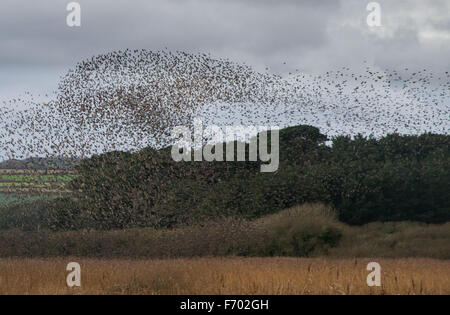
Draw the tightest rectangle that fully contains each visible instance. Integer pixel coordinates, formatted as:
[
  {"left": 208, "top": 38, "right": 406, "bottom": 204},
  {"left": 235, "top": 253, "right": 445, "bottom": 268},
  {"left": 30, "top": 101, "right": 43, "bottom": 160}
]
[{"left": 0, "top": 49, "right": 449, "bottom": 164}]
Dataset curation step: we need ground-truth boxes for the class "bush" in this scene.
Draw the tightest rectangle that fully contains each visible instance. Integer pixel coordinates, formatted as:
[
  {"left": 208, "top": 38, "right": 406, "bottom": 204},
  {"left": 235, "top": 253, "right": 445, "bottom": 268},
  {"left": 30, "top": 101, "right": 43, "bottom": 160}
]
[
  {"left": 251, "top": 204, "right": 344, "bottom": 257},
  {"left": 0, "top": 200, "right": 49, "bottom": 231},
  {"left": 0, "top": 204, "right": 448, "bottom": 259}
]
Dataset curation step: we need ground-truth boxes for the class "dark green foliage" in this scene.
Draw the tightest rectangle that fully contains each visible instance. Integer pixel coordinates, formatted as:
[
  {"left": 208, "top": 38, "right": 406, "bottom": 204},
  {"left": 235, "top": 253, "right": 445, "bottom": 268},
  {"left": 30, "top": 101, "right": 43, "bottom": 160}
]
[
  {"left": 324, "top": 133, "right": 450, "bottom": 224},
  {"left": 0, "top": 200, "right": 49, "bottom": 231},
  {"left": 2, "top": 125, "right": 449, "bottom": 231}
]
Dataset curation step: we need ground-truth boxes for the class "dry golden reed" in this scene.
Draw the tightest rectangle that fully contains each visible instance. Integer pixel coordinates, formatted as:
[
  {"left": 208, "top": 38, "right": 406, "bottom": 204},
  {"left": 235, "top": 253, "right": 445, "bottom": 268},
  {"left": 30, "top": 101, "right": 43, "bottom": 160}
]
[{"left": 0, "top": 257, "right": 448, "bottom": 295}]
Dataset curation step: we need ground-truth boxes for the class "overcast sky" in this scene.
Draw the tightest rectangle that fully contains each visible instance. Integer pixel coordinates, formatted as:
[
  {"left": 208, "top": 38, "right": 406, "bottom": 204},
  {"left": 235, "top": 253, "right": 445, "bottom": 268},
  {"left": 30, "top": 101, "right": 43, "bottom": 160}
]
[{"left": 0, "top": 0, "right": 449, "bottom": 104}]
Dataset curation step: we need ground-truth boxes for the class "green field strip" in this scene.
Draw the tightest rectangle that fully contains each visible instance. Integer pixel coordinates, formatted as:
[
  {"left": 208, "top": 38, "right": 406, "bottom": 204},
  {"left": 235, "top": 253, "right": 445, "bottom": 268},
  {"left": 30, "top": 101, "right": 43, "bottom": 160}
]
[
  {"left": 0, "top": 187, "right": 72, "bottom": 194},
  {"left": 0, "top": 174, "right": 76, "bottom": 182},
  {"left": 0, "top": 169, "right": 75, "bottom": 175}
]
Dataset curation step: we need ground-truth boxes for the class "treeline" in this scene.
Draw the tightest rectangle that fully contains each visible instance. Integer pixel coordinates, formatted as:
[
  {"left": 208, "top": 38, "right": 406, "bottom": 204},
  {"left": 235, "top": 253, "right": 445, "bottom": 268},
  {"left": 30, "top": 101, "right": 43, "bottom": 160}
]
[{"left": 2, "top": 125, "right": 449, "bottom": 231}]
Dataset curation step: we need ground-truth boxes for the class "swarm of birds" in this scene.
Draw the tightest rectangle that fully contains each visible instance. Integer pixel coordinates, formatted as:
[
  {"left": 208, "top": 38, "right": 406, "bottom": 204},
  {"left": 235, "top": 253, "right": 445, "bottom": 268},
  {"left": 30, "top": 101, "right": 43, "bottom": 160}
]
[{"left": 0, "top": 49, "right": 449, "bottom": 164}]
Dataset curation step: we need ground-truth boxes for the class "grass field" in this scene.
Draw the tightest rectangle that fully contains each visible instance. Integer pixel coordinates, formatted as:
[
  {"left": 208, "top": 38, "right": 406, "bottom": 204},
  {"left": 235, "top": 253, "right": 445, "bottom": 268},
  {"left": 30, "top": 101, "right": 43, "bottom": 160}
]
[
  {"left": 0, "top": 257, "right": 448, "bottom": 294},
  {"left": 0, "top": 195, "right": 447, "bottom": 295},
  {"left": 0, "top": 174, "right": 75, "bottom": 182},
  {"left": 0, "top": 193, "right": 44, "bottom": 205},
  {"left": 0, "top": 169, "right": 72, "bottom": 175}
]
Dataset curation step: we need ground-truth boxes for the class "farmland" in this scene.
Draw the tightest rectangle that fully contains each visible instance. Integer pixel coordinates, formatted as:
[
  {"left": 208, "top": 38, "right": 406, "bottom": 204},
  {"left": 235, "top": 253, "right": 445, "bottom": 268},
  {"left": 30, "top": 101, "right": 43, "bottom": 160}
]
[{"left": 0, "top": 169, "right": 76, "bottom": 205}]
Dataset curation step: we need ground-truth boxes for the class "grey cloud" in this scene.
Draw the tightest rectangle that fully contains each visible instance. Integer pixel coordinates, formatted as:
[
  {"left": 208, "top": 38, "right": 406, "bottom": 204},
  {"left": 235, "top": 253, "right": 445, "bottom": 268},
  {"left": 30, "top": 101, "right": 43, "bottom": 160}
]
[{"left": 0, "top": 0, "right": 448, "bottom": 103}]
